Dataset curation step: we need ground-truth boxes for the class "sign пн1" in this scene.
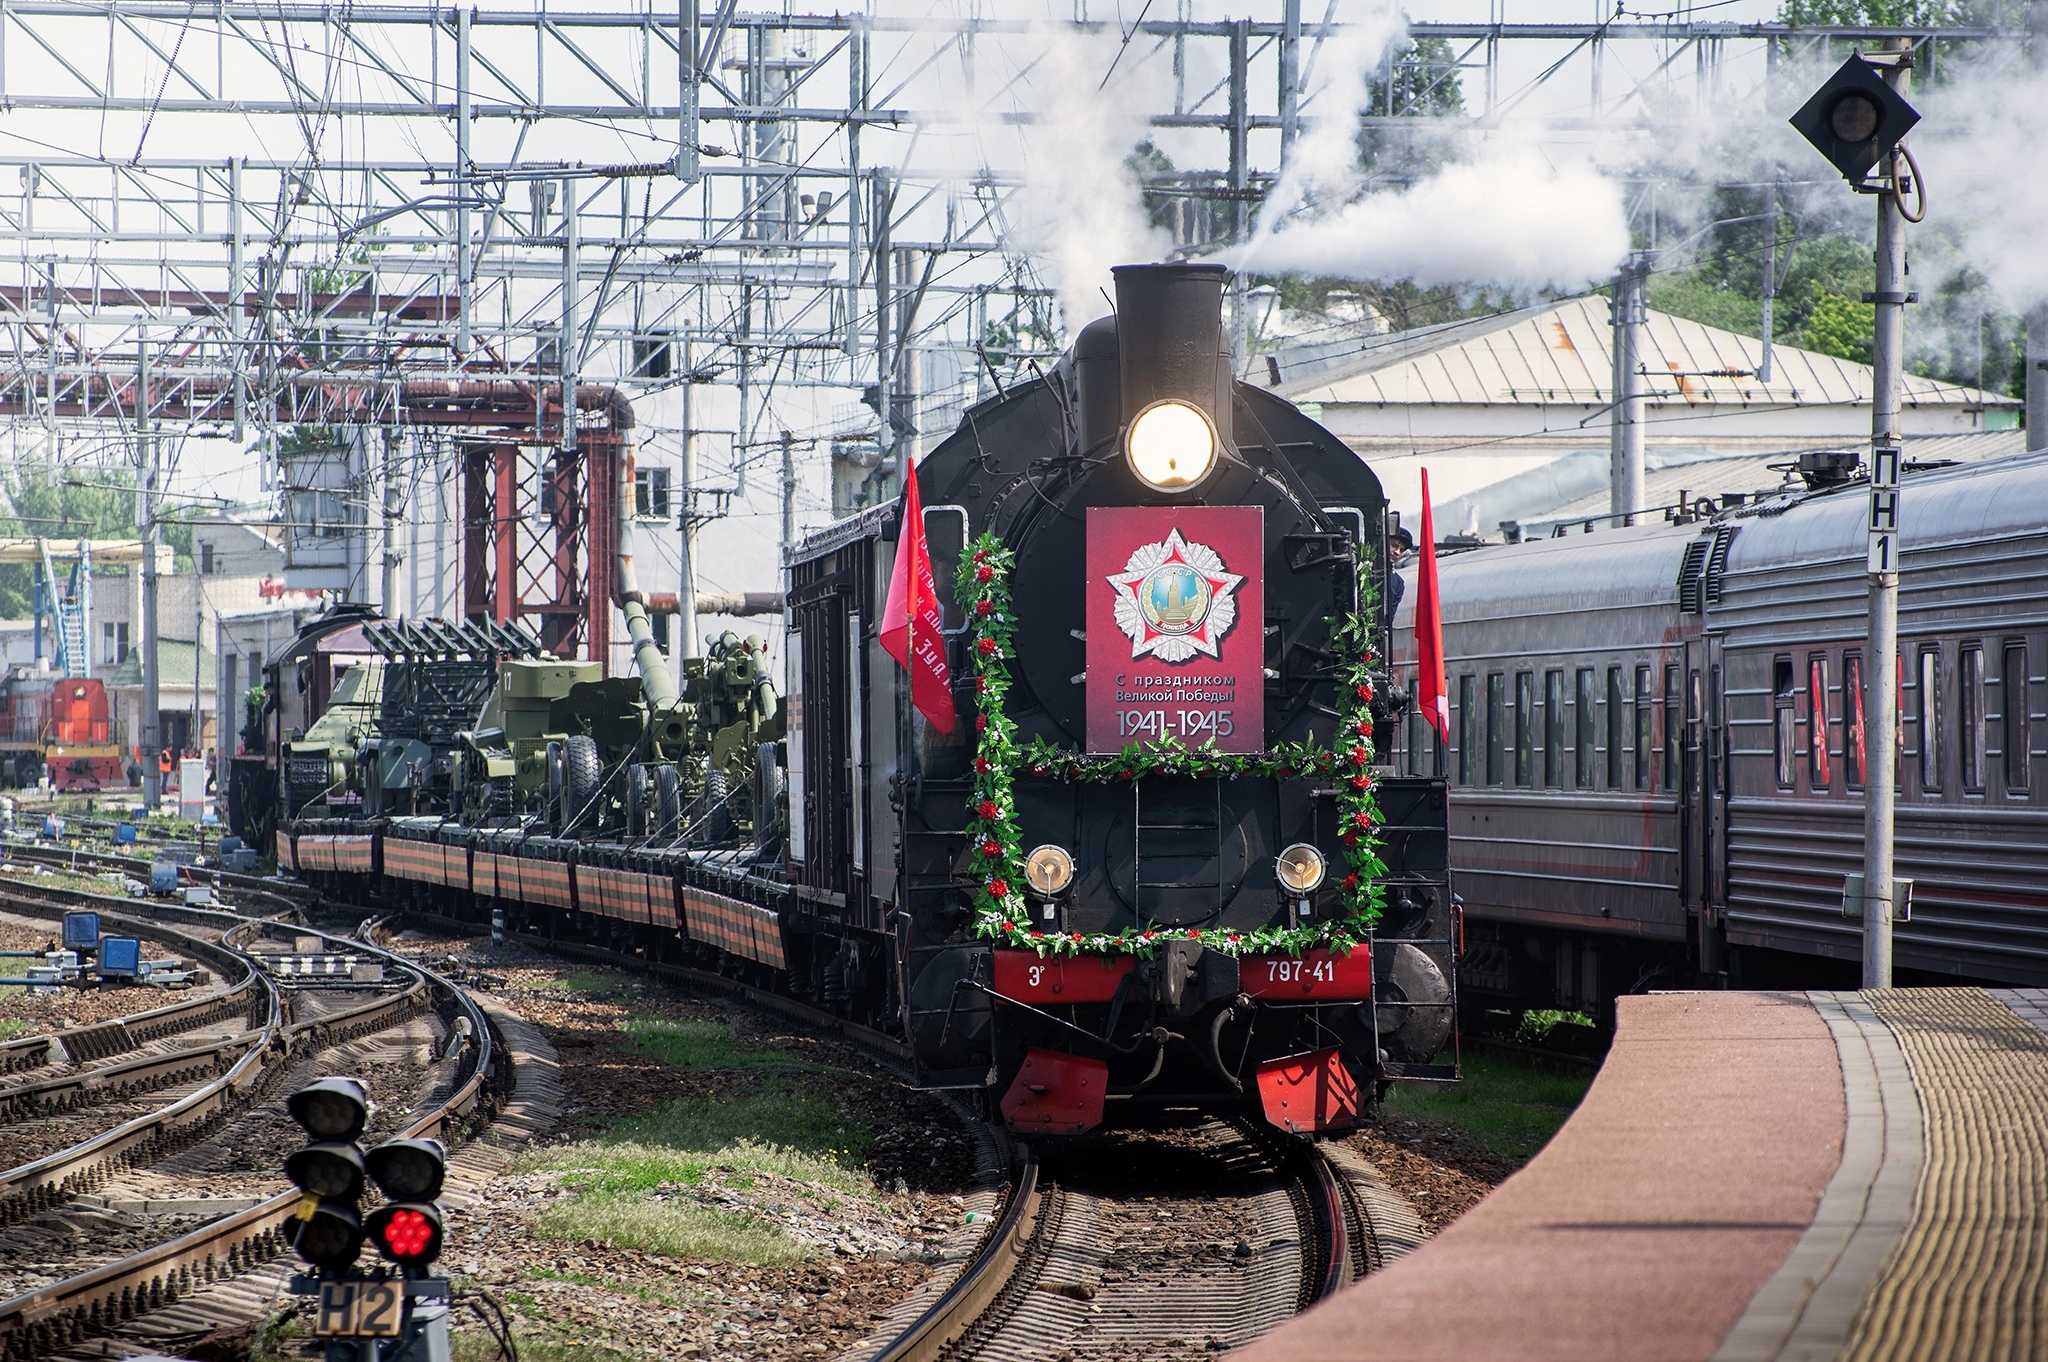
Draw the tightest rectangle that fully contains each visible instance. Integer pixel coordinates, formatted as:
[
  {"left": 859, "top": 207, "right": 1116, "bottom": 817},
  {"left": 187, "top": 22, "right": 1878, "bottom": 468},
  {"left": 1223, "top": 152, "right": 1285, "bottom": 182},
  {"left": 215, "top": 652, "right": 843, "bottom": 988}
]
[{"left": 1085, "top": 505, "right": 1264, "bottom": 754}]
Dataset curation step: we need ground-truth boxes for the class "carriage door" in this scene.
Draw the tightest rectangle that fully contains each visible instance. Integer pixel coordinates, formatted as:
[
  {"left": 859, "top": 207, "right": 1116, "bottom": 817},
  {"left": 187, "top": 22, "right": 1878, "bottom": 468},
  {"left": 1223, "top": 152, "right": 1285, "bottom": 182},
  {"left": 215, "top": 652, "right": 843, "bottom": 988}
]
[
  {"left": 1700, "top": 634, "right": 1729, "bottom": 973},
  {"left": 1681, "top": 639, "right": 1706, "bottom": 911}
]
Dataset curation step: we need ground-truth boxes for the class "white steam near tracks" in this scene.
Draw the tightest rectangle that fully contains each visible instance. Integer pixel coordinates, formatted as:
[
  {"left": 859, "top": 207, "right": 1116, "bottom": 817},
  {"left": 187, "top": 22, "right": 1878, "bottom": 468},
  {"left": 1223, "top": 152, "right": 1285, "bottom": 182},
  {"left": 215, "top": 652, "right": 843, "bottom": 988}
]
[{"left": 1231, "top": 140, "right": 1632, "bottom": 293}]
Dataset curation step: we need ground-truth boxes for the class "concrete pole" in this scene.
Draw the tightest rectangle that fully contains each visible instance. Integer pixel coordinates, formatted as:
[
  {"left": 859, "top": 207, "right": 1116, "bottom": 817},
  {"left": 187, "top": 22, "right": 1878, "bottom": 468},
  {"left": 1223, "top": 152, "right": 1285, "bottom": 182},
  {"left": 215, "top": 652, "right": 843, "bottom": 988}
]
[
  {"left": 1278, "top": 0, "right": 1300, "bottom": 159},
  {"left": 191, "top": 577, "right": 203, "bottom": 763},
  {"left": 1759, "top": 186, "right": 1778, "bottom": 385},
  {"left": 381, "top": 426, "right": 403, "bottom": 616},
  {"left": 2028, "top": 0, "right": 2048, "bottom": 449},
  {"left": 677, "top": 339, "right": 698, "bottom": 661},
  {"left": 229, "top": 158, "right": 246, "bottom": 442},
  {"left": 780, "top": 429, "right": 797, "bottom": 563},
  {"left": 1609, "top": 256, "right": 1645, "bottom": 527},
  {"left": 1862, "top": 37, "right": 1914, "bottom": 990},
  {"left": 560, "top": 178, "right": 578, "bottom": 454},
  {"left": 456, "top": 6, "right": 472, "bottom": 357},
  {"left": 139, "top": 331, "right": 161, "bottom": 812}
]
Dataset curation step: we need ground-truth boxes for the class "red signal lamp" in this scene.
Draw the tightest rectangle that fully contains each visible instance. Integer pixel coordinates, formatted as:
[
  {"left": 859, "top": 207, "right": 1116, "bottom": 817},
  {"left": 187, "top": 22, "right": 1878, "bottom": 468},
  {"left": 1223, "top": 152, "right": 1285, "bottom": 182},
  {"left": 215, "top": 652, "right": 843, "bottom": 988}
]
[{"left": 365, "top": 1202, "right": 445, "bottom": 1267}]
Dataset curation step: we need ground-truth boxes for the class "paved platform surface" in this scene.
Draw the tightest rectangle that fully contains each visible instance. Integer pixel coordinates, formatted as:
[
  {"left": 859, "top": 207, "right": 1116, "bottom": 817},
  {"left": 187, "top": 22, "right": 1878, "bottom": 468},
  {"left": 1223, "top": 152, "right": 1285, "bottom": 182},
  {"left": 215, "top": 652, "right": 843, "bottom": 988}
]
[{"left": 1236, "top": 987, "right": 2048, "bottom": 1362}]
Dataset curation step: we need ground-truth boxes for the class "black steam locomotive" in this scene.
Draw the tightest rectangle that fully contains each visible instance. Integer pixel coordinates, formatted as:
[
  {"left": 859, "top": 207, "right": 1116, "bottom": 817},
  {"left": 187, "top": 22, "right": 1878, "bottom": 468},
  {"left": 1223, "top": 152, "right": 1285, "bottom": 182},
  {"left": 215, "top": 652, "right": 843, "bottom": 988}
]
[
  {"left": 1388, "top": 446, "right": 2048, "bottom": 1024},
  {"left": 271, "top": 264, "right": 1457, "bottom": 1134}
]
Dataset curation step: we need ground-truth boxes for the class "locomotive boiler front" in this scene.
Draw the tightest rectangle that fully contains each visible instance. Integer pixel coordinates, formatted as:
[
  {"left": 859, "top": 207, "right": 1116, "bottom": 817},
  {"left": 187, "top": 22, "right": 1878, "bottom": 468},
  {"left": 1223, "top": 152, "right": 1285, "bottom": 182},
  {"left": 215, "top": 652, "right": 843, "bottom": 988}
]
[{"left": 899, "top": 263, "right": 1456, "bottom": 1134}]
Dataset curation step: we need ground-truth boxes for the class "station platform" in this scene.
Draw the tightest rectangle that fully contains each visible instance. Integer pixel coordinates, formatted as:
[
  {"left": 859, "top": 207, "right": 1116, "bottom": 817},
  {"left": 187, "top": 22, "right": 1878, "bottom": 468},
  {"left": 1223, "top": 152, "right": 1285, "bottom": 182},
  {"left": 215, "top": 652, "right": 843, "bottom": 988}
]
[{"left": 1239, "top": 987, "right": 2048, "bottom": 1362}]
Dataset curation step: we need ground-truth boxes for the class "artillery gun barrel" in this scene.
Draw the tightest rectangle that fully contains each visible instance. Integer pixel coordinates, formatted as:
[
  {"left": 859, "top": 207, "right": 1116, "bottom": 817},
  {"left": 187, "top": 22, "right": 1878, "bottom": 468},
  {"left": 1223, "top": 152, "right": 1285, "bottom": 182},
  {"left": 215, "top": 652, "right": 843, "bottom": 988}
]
[{"left": 612, "top": 417, "right": 681, "bottom": 709}]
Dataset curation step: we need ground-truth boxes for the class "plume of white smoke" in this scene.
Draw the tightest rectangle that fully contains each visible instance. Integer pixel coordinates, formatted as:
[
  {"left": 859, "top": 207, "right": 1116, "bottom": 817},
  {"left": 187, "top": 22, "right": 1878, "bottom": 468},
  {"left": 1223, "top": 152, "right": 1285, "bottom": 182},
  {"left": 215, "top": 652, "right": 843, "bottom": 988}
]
[
  {"left": 1231, "top": 137, "right": 1632, "bottom": 293},
  {"left": 1000, "top": 25, "right": 1172, "bottom": 328},
  {"left": 1252, "top": 4, "right": 1408, "bottom": 240},
  {"left": 1916, "top": 51, "right": 2048, "bottom": 310}
]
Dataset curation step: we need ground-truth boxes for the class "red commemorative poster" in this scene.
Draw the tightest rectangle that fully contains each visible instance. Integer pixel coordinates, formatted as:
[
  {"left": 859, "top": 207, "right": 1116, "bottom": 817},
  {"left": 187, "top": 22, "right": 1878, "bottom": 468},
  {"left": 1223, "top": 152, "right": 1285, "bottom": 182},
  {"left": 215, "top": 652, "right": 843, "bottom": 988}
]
[{"left": 1086, "top": 506, "right": 1264, "bottom": 754}]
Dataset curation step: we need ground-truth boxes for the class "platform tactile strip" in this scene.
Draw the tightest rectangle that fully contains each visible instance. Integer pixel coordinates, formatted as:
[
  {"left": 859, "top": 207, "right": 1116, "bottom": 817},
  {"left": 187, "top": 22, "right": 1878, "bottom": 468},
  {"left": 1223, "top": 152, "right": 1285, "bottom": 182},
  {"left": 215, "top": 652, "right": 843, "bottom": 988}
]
[{"left": 1840, "top": 988, "right": 2048, "bottom": 1362}]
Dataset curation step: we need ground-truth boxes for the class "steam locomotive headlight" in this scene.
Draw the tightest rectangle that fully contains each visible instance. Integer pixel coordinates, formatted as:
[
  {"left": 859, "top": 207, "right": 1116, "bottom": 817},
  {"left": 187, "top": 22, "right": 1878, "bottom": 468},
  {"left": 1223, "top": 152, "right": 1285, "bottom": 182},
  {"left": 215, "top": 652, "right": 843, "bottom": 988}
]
[
  {"left": 1276, "top": 843, "right": 1326, "bottom": 895},
  {"left": 1125, "top": 400, "right": 1217, "bottom": 492},
  {"left": 1024, "top": 845, "right": 1075, "bottom": 898}
]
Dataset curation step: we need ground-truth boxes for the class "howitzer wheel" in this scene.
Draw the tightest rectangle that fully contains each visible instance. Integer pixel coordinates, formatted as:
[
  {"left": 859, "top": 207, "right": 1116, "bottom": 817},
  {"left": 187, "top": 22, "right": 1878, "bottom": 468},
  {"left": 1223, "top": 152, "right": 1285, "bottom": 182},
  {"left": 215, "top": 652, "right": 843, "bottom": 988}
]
[
  {"left": 545, "top": 741, "right": 565, "bottom": 833},
  {"left": 654, "top": 765, "right": 682, "bottom": 838},
  {"left": 701, "top": 767, "right": 734, "bottom": 843},
  {"left": 626, "top": 764, "right": 650, "bottom": 838},
  {"left": 563, "top": 734, "right": 600, "bottom": 832}
]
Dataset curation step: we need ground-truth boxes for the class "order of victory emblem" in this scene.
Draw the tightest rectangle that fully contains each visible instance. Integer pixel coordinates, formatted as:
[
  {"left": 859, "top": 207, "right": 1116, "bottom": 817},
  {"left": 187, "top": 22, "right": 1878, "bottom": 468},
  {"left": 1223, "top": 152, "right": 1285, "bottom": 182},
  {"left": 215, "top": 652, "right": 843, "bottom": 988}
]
[{"left": 1108, "top": 528, "right": 1245, "bottom": 663}]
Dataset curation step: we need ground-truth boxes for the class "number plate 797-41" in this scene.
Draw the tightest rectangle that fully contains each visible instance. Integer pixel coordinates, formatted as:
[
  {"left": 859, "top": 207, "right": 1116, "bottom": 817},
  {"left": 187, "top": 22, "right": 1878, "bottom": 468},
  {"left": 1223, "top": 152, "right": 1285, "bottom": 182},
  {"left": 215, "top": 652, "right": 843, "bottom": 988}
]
[{"left": 314, "top": 1280, "right": 405, "bottom": 1337}]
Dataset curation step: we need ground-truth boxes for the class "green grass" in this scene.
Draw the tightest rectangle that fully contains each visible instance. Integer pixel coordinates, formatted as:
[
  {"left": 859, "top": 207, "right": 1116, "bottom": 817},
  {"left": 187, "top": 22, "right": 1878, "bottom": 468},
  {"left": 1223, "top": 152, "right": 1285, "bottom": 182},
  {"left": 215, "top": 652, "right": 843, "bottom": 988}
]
[
  {"left": 0, "top": 1019, "right": 27, "bottom": 1042},
  {"left": 1515, "top": 1009, "right": 1596, "bottom": 1045},
  {"left": 1385, "top": 1051, "right": 1592, "bottom": 1162},
  {"left": 533, "top": 1193, "right": 804, "bottom": 1265},
  {"left": 517, "top": 1015, "right": 879, "bottom": 1263},
  {"left": 451, "top": 1323, "right": 640, "bottom": 1362}
]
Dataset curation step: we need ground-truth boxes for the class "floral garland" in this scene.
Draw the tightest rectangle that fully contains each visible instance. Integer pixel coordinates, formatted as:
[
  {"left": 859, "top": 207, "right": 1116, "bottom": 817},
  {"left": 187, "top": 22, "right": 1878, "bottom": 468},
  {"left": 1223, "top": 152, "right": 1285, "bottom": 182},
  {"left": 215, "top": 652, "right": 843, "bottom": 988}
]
[{"left": 955, "top": 530, "right": 1385, "bottom": 959}]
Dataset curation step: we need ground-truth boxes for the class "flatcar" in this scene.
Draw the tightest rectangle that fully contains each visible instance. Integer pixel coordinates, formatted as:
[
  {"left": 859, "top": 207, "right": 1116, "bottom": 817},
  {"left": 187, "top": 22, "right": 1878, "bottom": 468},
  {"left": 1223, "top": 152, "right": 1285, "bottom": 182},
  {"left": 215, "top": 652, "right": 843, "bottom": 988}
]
[
  {"left": 1387, "top": 447, "right": 2048, "bottom": 1022},
  {"left": 274, "top": 263, "right": 1458, "bottom": 1135}
]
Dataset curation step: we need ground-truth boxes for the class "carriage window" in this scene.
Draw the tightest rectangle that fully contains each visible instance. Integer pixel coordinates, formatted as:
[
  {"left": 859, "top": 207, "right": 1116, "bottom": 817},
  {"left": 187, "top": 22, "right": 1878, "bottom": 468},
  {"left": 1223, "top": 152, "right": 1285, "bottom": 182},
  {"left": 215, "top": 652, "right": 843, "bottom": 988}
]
[
  {"left": 1575, "top": 668, "right": 1596, "bottom": 790},
  {"left": 1917, "top": 647, "right": 1941, "bottom": 792},
  {"left": 1773, "top": 656, "right": 1796, "bottom": 789},
  {"left": 2006, "top": 644, "right": 2031, "bottom": 794},
  {"left": 1808, "top": 654, "right": 1832, "bottom": 791},
  {"left": 1486, "top": 673, "right": 1506, "bottom": 786},
  {"left": 1634, "top": 664, "right": 1653, "bottom": 790},
  {"left": 1606, "top": 667, "right": 1625, "bottom": 789},
  {"left": 1844, "top": 653, "right": 1867, "bottom": 789},
  {"left": 1404, "top": 707, "right": 1443, "bottom": 778},
  {"left": 1515, "top": 672, "right": 1533, "bottom": 787},
  {"left": 1663, "top": 666, "right": 1680, "bottom": 791},
  {"left": 1458, "top": 675, "right": 1476, "bottom": 785},
  {"left": 1960, "top": 645, "right": 1984, "bottom": 792},
  {"left": 1545, "top": 670, "right": 1564, "bottom": 788}
]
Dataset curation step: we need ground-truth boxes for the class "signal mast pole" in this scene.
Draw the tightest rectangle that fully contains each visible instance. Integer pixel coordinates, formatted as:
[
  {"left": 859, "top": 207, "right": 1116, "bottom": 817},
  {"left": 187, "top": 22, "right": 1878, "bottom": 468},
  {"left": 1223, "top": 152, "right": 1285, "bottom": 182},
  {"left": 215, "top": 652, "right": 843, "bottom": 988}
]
[{"left": 1861, "top": 37, "right": 1913, "bottom": 988}]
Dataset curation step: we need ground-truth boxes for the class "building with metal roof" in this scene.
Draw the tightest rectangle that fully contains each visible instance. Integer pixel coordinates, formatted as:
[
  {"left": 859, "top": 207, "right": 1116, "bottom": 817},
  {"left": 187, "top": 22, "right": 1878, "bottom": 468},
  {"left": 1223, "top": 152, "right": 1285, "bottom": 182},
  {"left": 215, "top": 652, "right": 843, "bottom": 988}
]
[{"left": 1271, "top": 296, "right": 2023, "bottom": 535}]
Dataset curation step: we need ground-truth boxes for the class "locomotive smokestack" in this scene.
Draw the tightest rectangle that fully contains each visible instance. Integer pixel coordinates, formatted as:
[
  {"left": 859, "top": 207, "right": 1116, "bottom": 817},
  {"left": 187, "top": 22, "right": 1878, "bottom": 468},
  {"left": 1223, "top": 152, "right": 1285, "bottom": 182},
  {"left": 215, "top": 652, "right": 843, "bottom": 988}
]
[{"left": 1112, "top": 263, "right": 1234, "bottom": 450}]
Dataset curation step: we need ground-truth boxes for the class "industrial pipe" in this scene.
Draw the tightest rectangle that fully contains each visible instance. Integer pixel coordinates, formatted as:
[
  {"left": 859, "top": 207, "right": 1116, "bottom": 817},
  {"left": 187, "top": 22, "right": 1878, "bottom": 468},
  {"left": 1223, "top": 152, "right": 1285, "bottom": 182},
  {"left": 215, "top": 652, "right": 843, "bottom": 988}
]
[
  {"left": 608, "top": 398, "right": 681, "bottom": 710},
  {"left": 688, "top": 592, "right": 783, "bottom": 617}
]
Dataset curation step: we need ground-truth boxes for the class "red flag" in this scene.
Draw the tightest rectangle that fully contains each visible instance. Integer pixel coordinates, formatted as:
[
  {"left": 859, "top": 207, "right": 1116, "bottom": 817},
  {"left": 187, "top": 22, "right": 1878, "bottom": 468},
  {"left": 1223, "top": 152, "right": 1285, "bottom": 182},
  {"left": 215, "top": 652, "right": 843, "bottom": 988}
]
[
  {"left": 1415, "top": 468, "right": 1449, "bottom": 743},
  {"left": 880, "top": 467, "right": 957, "bottom": 733}
]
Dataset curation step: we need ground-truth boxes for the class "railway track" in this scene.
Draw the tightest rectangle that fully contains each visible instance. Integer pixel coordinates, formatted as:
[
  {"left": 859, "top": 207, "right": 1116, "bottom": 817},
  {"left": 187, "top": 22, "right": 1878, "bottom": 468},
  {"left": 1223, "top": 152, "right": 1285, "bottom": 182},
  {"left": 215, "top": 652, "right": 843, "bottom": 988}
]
[
  {"left": 0, "top": 888, "right": 516, "bottom": 1362},
  {"left": 865, "top": 1117, "right": 1402, "bottom": 1362},
  {"left": 389, "top": 904, "right": 1424, "bottom": 1362}
]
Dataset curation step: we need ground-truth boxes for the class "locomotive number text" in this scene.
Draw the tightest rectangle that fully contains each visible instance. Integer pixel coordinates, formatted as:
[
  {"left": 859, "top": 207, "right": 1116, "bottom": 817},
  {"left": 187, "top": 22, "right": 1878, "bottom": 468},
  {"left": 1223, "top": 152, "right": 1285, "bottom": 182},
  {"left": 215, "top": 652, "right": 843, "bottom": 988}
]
[
  {"left": 1117, "top": 708, "right": 1235, "bottom": 740},
  {"left": 1263, "top": 957, "right": 1338, "bottom": 984}
]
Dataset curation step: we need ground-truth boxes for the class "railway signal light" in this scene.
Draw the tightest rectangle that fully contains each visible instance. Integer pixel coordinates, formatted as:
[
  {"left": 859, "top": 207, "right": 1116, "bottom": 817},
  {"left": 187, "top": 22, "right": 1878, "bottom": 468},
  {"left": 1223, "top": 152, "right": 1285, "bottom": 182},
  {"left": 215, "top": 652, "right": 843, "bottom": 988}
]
[
  {"left": 1789, "top": 55, "right": 1919, "bottom": 184},
  {"left": 284, "top": 1078, "right": 372, "bottom": 1272},
  {"left": 364, "top": 1136, "right": 449, "bottom": 1268},
  {"left": 364, "top": 1201, "right": 446, "bottom": 1268},
  {"left": 365, "top": 1137, "right": 447, "bottom": 1201}
]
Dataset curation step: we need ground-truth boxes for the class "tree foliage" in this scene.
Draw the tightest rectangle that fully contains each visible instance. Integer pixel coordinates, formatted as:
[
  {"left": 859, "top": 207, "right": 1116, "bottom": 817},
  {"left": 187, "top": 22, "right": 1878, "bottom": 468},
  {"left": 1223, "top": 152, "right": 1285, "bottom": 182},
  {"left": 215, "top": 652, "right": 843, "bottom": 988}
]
[{"left": 0, "top": 460, "right": 193, "bottom": 619}]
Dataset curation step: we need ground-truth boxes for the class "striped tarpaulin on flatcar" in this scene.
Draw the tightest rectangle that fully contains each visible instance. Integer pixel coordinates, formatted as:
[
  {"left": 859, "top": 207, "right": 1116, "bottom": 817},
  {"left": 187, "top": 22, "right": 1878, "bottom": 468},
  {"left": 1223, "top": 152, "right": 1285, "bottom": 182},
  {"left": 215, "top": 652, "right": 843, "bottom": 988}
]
[
  {"left": 332, "top": 836, "right": 377, "bottom": 874},
  {"left": 520, "top": 857, "right": 575, "bottom": 911},
  {"left": 469, "top": 850, "right": 501, "bottom": 897},
  {"left": 297, "top": 835, "right": 333, "bottom": 872},
  {"left": 579, "top": 867, "right": 651, "bottom": 924},
  {"left": 439, "top": 843, "right": 468, "bottom": 887},
  {"left": 680, "top": 885, "right": 786, "bottom": 970},
  {"left": 648, "top": 877, "right": 679, "bottom": 930},
  {"left": 277, "top": 836, "right": 298, "bottom": 873},
  {"left": 383, "top": 838, "right": 438, "bottom": 883},
  {"left": 575, "top": 864, "right": 616, "bottom": 919}
]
